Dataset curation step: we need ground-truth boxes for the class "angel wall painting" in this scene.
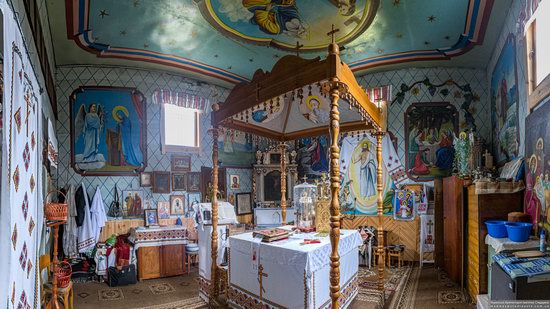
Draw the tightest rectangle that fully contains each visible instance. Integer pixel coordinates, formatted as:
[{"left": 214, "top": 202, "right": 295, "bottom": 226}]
[{"left": 70, "top": 87, "right": 147, "bottom": 175}]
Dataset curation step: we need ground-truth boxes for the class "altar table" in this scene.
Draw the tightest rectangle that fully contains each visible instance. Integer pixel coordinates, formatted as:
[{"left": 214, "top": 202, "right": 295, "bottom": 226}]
[{"left": 228, "top": 230, "right": 362, "bottom": 309}]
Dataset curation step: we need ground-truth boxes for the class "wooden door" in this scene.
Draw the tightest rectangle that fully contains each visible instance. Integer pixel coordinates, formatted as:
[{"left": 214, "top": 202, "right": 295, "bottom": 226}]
[
  {"left": 138, "top": 246, "right": 161, "bottom": 280},
  {"left": 161, "top": 244, "right": 185, "bottom": 277},
  {"left": 443, "top": 176, "right": 463, "bottom": 284}
]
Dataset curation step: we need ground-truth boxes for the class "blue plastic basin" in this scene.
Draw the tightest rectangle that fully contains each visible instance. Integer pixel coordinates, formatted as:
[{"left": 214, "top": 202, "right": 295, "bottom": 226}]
[
  {"left": 505, "top": 222, "right": 533, "bottom": 242},
  {"left": 485, "top": 220, "right": 508, "bottom": 238}
]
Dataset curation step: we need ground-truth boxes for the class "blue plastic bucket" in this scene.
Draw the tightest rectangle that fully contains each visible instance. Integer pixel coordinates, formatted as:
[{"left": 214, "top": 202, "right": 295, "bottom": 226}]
[
  {"left": 485, "top": 220, "right": 508, "bottom": 238},
  {"left": 505, "top": 222, "right": 533, "bottom": 242}
]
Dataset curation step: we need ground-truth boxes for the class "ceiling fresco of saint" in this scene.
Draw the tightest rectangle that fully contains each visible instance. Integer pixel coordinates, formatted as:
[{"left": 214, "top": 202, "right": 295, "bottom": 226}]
[{"left": 51, "top": 0, "right": 508, "bottom": 85}]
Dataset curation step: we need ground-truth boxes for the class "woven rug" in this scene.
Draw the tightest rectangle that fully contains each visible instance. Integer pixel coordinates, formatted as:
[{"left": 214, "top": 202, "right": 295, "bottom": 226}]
[
  {"left": 134, "top": 297, "right": 207, "bottom": 309},
  {"left": 351, "top": 265, "right": 414, "bottom": 309}
]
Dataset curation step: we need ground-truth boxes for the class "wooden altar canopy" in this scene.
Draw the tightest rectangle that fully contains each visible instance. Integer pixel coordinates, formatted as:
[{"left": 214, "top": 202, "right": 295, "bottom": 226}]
[{"left": 208, "top": 31, "right": 388, "bottom": 308}]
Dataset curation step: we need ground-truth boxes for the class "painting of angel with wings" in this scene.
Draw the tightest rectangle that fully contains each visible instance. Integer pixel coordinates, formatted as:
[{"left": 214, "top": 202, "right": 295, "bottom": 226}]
[
  {"left": 71, "top": 87, "right": 147, "bottom": 175},
  {"left": 74, "top": 102, "right": 106, "bottom": 170}
]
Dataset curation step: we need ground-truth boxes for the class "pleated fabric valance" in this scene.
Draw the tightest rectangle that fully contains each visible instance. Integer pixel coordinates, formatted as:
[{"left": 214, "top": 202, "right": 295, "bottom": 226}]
[{"left": 151, "top": 89, "right": 210, "bottom": 112}]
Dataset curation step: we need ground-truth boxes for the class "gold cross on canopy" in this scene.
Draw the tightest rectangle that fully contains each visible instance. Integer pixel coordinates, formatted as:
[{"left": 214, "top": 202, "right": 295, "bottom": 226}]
[
  {"left": 257, "top": 264, "right": 268, "bottom": 300},
  {"left": 327, "top": 24, "right": 340, "bottom": 44},
  {"left": 295, "top": 41, "right": 304, "bottom": 57}
]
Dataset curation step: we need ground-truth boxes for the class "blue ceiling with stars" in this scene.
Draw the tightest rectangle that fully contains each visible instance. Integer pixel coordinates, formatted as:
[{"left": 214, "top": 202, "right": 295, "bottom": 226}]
[{"left": 49, "top": 0, "right": 508, "bottom": 85}]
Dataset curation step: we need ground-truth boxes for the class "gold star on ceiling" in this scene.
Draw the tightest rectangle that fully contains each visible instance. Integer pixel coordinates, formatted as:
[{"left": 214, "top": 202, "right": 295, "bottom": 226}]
[
  {"left": 99, "top": 9, "right": 109, "bottom": 18},
  {"left": 428, "top": 15, "right": 436, "bottom": 22},
  {"left": 133, "top": 0, "right": 140, "bottom": 7},
  {"left": 395, "top": 33, "right": 403, "bottom": 39},
  {"left": 120, "top": 30, "right": 127, "bottom": 36},
  {"left": 392, "top": 0, "right": 401, "bottom": 6},
  {"left": 143, "top": 43, "right": 149, "bottom": 48}
]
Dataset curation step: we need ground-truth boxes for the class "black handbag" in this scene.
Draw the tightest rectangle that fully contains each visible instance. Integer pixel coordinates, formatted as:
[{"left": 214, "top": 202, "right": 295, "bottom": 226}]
[
  {"left": 107, "top": 185, "right": 123, "bottom": 217},
  {"left": 107, "top": 264, "right": 137, "bottom": 287}
]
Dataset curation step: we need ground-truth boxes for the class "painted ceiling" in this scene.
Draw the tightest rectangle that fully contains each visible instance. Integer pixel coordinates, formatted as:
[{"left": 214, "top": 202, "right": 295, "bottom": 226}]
[{"left": 49, "top": 0, "right": 508, "bottom": 86}]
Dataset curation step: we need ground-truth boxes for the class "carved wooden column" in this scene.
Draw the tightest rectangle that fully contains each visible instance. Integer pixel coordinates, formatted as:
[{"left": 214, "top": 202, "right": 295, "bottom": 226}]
[
  {"left": 279, "top": 143, "right": 287, "bottom": 224},
  {"left": 209, "top": 124, "right": 220, "bottom": 301},
  {"left": 328, "top": 83, "right": 342, "bottom": 308},
  {"left": 374, "top": 131, "right": 385, "bottom": 291}
]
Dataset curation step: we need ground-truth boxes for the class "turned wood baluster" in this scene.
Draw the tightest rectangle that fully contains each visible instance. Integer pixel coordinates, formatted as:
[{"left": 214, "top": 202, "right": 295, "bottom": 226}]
[
  {"left": 328, "top": 85, "right": 341, "bottom": 308},
  {"left": 210, "top": 125, "right": 220, "bottom": 301},
  {"left": 375, "top": 131, "right": 385, "bottom": 291},
  {"left": 279, "top": 143, "right": 287, "bottom": 224}
]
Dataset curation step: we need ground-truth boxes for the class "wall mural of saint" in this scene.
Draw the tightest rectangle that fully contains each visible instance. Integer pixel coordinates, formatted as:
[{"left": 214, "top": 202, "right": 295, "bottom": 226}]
[{"left": 196, "top": 0, "right": 378, "bottom": 51}]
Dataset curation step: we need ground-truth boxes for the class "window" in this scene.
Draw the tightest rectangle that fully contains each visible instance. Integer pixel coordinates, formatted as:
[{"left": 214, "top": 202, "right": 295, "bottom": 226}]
[
  {"left": 161, "top": 104, "right": 200, "bottom": 153},
  {"left": 526, "top": 0, "right": 550, "bottom": 110}
]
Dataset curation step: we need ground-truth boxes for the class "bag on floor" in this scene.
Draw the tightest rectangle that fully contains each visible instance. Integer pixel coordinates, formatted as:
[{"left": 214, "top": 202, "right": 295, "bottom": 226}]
[{"left": 107, "top": 264, "right": 137, "bottom": 287}]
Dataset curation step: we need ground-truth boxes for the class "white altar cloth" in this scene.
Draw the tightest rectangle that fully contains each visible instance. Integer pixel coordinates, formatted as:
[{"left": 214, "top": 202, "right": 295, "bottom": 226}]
[{"left": 228, "top": 230, "right": 362, "bottom": 309}]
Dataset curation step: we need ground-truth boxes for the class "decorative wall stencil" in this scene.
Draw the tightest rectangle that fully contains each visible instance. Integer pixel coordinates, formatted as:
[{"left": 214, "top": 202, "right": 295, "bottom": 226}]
[
  {"left": 70, "top": 86, "right": 147, "bottom": 175},
  {"left": 392, "top": 78, "right": 479, "bottom": 132},
  {"left": 524, "top": 99, "right": 550, "bottom": 228},
  {"left": 340, "top": 134, "right": 395, "bottom": 216},
  {"left": 490, "top": 34, "right": 520, "bottom": 165},
  {"left": 405, "top": 103, "right": 459, "bottom": 181},
  {"left": 218, "top": 128, "right": 255, "bottom": 168}
]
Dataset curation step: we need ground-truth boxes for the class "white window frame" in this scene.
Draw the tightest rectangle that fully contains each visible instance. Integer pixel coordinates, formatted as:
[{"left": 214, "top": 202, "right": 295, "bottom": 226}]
[
  {"left": 160, "top": 104, "right": 201, "bottom": 154},
  {"left": 525, "top": 1, "right": 550, "bottom": 111}
]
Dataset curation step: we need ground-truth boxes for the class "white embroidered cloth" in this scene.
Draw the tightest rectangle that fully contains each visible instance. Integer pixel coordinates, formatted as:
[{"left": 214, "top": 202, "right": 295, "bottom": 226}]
[
  {"left": 129, "top": 225, "right": 188, "bottom": 250},
  {"left": 230, "top": 230, "right": 361, "bottom": 274}
]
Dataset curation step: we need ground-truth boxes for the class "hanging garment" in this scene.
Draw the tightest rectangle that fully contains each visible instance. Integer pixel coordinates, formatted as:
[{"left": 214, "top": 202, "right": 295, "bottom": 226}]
[
  {"left": 77, "top": 183, "right": 95, "bottom": 253},
  {"left": 90, "top": 187, "right": 107, "bottom": 243},
  {"left": 75, "top": 185, "right": 89, "bottom": 227},
  {"left": 63, "top": 185, "right": 78, "bottom": 257}
]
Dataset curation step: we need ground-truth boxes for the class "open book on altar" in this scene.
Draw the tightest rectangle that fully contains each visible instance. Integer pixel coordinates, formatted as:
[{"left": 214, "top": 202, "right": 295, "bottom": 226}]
[{"left": 253, "top": 228, "right": 290, "bottom": 242}]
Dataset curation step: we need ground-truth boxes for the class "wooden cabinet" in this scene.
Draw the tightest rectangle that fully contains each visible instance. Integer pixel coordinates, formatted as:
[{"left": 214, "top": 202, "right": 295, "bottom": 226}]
[
  {"left": 434, "top": 178, "right": 444, "bottom": 268},
  {"left": 442, "top": 176, "right": 465, "bottom": 284},
  {"left": 137, "top": 244, "right": 186, "bottom": 280},
  {"left": 466, "top": 186, "right": 523, "bottom": 301}
]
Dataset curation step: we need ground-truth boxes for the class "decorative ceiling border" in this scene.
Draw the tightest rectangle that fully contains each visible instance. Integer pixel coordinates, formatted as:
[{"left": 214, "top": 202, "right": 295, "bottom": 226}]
[{"left": 66, "top": 0, "right": 493, "bottom": 85}]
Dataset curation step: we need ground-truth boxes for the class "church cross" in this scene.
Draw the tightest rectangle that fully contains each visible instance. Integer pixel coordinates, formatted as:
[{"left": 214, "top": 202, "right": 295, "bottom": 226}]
[
  {"left": 427, "top": 219, "right": 434, "bottom": 234},
  {"left": 255, "top": 82, "right": 261, "bottom": 102},
  {"left": 24, "top": 92, "right": 33, "bottom": 137},
  {"left": 295, "top": 41, "right": 303, "bottom": 57},
  {"left": 257, "top": 264, "right": 268, "bottom": 300},
  {"left": 327, "top": 24, "right": 340, "bottom": 44}
]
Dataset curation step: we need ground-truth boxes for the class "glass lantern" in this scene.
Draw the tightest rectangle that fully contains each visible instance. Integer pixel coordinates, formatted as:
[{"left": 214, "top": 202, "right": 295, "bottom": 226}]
[{"left": 293, "top": 178, "right": 318, "bottom": 231}]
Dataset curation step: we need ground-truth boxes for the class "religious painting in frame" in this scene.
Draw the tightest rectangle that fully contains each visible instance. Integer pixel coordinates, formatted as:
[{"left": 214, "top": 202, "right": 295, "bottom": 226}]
[
  {"left": 236, "top": 192, "right": 253, "bottom": 215},
  {"left": 218, "top": 127, "right": 255, "bottom": 168},
  {"left": 524, "top": 99, "right": 550, "bottom": 229},
  {"left": 491, "top": 34, "right": 520, "bottom": 165},
  {"left": 186, "top": 172, "right": 201, "bottom": 192},
  {"left": 402, "top": 184, "right": 427, "bottom": 214},
  {"left": 171, "top": 155, "right": 191, "bottom": 172},
  {"left": 404, "top": 102, "right": 458, "bottom": 182},
  {"left": 144, "top": 209, "right": 159, "bottom": 227},
  {"left": 153, "top": 171, "right": 171, "bottom": 193},
  {"left": 170, "top": 195, "right": 186, "bottom": 216},
  {"left": 122, "top": 190, "right": 145, "bottom": 218},
  {"left": 230, "top": 174, "right": 240, "bottom": 190},
  {"left": 140, "top": 172, "right": 152, "bottom": 187},
  {"left": 200, "top": 166, "right": 227, "bottom": 201},
  {"left": 157, "top": 201, "right": 171, "bottom": 219},
  {"left": 172, "top": 173, "right": 187, "bottom": 191},
  {"left": 70, "top": 86, "right": 147, "bottom": 176}
]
